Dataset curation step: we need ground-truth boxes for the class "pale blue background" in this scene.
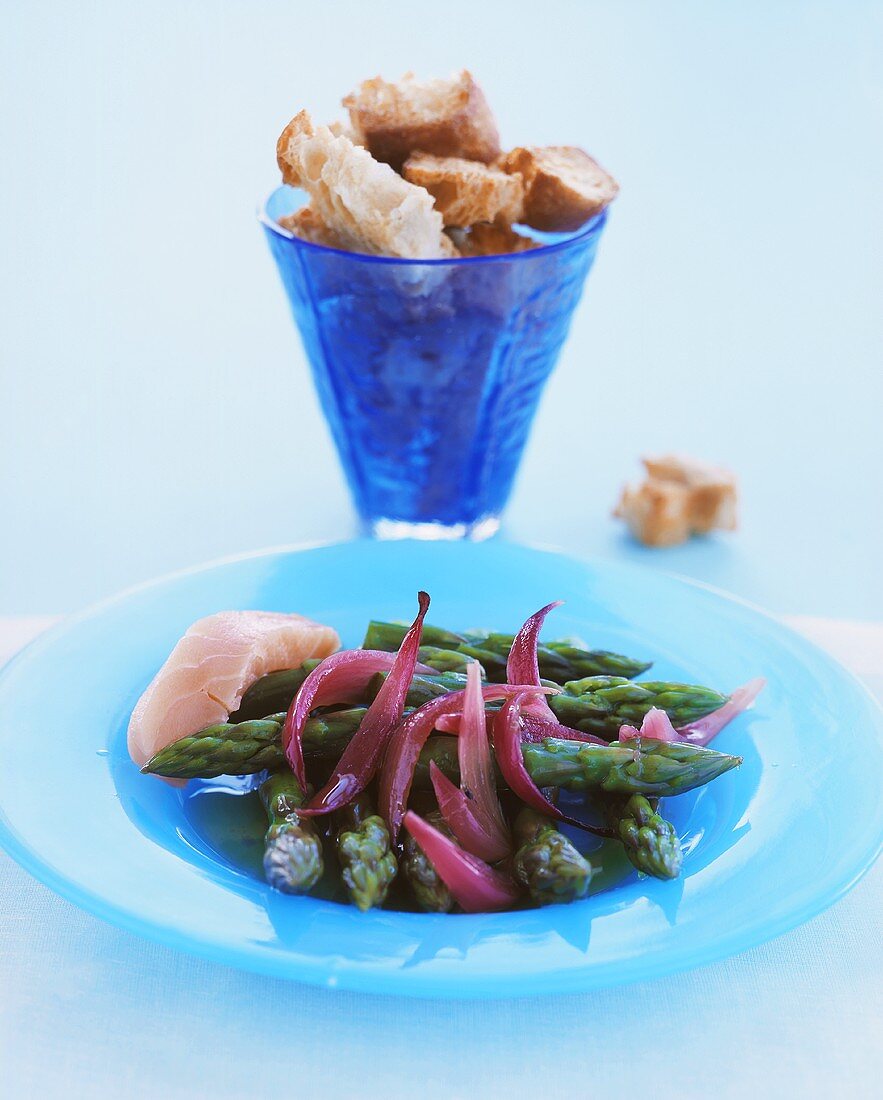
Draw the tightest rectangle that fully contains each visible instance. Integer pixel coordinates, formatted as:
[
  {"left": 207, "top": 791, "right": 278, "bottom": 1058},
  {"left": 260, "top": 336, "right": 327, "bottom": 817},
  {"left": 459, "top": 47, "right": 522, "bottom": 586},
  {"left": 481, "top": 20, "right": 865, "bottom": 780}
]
[
  {"left": 2, "top": 5, "right": 883, "bottom": 1098},
  {"left": 1, "top": 0, "right": 881, "bottom": 618}
]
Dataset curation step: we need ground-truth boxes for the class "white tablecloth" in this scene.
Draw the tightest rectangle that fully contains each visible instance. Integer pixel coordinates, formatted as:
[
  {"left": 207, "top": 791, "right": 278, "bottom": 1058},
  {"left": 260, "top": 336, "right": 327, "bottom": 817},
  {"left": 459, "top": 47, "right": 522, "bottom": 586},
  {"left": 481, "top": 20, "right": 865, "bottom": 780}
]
[{"left": 1, "top": 616, "right": 881, "bottom": 1099}]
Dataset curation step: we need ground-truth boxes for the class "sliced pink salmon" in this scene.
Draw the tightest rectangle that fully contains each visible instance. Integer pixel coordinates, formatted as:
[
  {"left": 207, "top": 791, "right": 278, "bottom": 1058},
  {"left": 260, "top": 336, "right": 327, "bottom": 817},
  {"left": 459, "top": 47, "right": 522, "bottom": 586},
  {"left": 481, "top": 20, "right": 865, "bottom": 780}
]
[{"left": 128, "top": 610, "right": 339, "bottom": 769}]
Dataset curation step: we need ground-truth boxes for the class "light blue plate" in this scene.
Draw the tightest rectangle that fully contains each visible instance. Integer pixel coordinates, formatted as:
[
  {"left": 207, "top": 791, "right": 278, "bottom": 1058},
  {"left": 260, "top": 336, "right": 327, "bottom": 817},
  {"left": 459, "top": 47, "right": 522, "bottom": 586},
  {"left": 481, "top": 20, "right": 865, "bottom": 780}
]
[{"left": 0, "top": 540, "right": 880, "bottom": 997}]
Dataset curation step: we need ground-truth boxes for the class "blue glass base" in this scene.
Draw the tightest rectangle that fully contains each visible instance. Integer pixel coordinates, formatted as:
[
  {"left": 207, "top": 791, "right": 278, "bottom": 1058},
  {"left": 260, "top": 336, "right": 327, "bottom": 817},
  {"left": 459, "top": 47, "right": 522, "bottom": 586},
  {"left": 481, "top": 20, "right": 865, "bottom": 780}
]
[{"left": 369, "top": 516, "right": 500, "bottom": 542}]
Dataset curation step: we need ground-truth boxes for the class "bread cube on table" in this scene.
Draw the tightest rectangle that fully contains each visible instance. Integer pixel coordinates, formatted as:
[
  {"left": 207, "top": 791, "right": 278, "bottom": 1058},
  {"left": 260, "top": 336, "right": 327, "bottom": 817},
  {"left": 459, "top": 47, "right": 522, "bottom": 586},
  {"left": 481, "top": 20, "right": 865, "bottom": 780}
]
[{"left": 614, "top": 455, "right": 738, "bottom": 547}]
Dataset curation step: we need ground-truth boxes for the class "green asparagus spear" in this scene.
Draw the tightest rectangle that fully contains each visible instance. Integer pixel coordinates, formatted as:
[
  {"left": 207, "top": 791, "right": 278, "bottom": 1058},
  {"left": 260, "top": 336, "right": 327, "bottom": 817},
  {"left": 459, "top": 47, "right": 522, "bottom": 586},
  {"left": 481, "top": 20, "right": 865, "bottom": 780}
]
[
  {"left": 521, "top": 737, "right": 741, "bottom": 797},
  {"left": 551, "top": 677, "right": 728, "bottom": 740},
  {"left": 141, "top": 709, "right": 367, "bottom": 779},
  {"left": 512, "top": 808, "right": 594, "bottom": 904},
  {"left": 447, "top": 643, "right": 509, "bottom": 681},
  {"left": 417, "top": 646, "right": 483, "bottom": 676},
  {"left": 370, "top": 670, "right": 726, "bottom": 741},
  {"left": 143, "top": 707, "right": 455, "bottom": 781},
  {"left": 412, "top": 735, "right": 461, "bottom": 791},
  {"left": 233, "top": 649, "right": 479, "bottom": 723},
  {"left": 373, "top": 671, "right": 470, "bottom": 708},
  {"left": 335, "top": 794, "right": 397, "bottom": 911},
  {"left": 232, "top": 661, "right": 321, "bottom": 721},
  {"left": 259, "top": 770, "right": 324, "bottom": 894},
  {"left": 398, "top": 623, "right": 470, "bottom": 649},
  {"left": 603, "top": 794, "right": 683, "bottom": 880},
  {"left": 146, "top": 707, "right": 739, "bottom": 798},
  {"left": 400, "top": 809, "right": 455, "bottom": 912},
  {"left": 232, "top": 659, "right": 725, "bottom": 743},
  {"left": 151, "top": 670, "right": 726, "bottom": 777},
  {"left": 363, "top": 620, "right": 651, "bottom": 682},
  {"left": 480, "top": 633, "right": 651, "bottom": 683},
  {"left": 233, "top": 665, "right": 468, "bottom": 725}
]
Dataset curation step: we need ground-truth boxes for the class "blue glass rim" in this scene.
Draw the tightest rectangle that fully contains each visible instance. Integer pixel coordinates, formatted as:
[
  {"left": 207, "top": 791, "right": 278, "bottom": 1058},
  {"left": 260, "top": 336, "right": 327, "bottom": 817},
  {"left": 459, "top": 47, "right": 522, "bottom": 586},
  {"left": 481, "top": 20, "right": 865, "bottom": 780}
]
[{"left": 257, "top": 186, "right": 608, "bottom": 266}]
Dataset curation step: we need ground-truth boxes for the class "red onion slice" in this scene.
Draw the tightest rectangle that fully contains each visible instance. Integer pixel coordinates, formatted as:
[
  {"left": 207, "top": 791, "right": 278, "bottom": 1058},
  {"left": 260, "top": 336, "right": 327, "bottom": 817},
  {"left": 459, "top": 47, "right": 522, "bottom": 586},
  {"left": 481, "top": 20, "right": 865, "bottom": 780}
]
[
  {"left": 281, "top": 646, "right": 435, "bottom": 788},
  {"left": 379, "top": 682, "right": 554, "bottom": 843},
  {"left": 618, "top": 706, "right": 678, "bottom": 743},
  {"left": 617, "top": 680, "right": 766, "bottom": 747},
  {"left": 429, "top": 763, "right": 510, "bottom": 863},
  {"left": 295, "top": 592, "right": 430, "bottom": 813},
  {"left": 506, "top": 601, "right": 562, "bottom": 721},
  {"left": 521, "top": 713, "right": 607, "bottom": 746},
  {"left": 493, "top": 692, "right": 566, "bottom": 820},
  {"left": 677, "top": 678, "right": 766, "bottom": 746},
  {"left": 449, "top": 662, "right": 510, "bottom": 858},
  {"left": 403, "top": 811, "right": 521, "bottom": 913},
  {"left": 435, "top": 708, "right": 601, "bottom": 745}
]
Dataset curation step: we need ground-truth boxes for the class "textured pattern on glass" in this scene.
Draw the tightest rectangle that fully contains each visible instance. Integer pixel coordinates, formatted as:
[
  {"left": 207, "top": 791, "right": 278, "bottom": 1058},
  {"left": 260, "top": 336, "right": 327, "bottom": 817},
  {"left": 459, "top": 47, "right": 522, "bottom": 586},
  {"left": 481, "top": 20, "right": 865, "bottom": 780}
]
[{"left": 263, "top": 188, "right": 606, "bottom": 534}]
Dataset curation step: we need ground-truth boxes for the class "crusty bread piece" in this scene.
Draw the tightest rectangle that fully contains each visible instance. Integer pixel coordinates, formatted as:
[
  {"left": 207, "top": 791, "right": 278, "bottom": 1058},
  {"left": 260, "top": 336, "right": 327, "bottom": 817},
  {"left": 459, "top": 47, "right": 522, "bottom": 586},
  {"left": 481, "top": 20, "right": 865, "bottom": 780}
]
[
  {"left": 403, "top": 153, "right": 523, "bottom": 227},
  {"left": 277, "top": 206, "right": 348, "bottom": 250},
  {"left": 446, "top": 223, "right": 539, "bottom": 257},
  {"left": 328, "top": 118, "right": 363, "bottom": 145},
  {"left": 276, "top": 110, "right": 449, "bottom": 259},
  {"left": 343, "top": 71, "right": 501, "bottom": 170},
  {"left": 500, "top": 146, "right": 618, "bottom": 232},
  {"left": 614, "top": 455, "right": 737, "bottom": 547}
]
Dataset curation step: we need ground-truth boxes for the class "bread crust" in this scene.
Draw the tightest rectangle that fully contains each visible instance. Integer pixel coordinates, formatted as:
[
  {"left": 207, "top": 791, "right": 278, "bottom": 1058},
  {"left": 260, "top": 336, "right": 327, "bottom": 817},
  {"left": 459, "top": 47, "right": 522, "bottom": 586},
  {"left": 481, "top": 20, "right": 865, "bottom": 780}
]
[
  {"left": 403, "top": 153, "right": 523, "bottom": 227},
  {"left": 276, "top": 110, "right": 449, "bottom": 259},
  {"left": 501, "top": 145, "right": 618, "bottom": 232},
  {"left": 343, "top": 71, "right": 501, "bottom": 170}
]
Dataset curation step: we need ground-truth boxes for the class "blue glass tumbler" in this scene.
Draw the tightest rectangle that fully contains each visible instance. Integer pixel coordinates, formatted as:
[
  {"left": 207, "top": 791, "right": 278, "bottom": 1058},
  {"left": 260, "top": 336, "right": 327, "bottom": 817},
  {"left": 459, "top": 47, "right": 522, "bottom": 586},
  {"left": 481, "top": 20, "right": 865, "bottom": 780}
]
[{"left": 261, "top": 186, "right": 607, "bottom": 539}]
